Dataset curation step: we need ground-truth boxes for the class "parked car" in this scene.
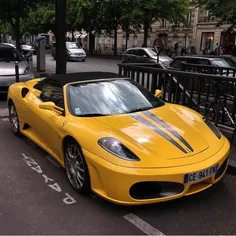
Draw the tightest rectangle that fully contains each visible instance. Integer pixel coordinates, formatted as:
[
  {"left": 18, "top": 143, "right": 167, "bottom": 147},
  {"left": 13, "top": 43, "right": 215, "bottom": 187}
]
[
  {"left": 20, "top": 43, "right": 35, "bottom": 56},
  {"left": 0, "top": 44, "right": 34, "bottom": 93},
  {"left": 51, "top": 42, "right": 87, "bottom": 61},
  {"left": 169, "top": 55, "right": 236, "bottom": 70},
  {"left": 8, "top": 72, "right": 230, "bottom": 205},
  {"left": 2, "top": 43, "right": 16, "bottom": 48},
  {"left": 122, "top": 47, "right": 173, "bottom": 68}
]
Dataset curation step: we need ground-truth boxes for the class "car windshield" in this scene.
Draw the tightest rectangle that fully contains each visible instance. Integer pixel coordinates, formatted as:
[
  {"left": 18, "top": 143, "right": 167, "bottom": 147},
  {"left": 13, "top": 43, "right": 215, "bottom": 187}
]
[
  {"left": 66, "top": 42, "right": 80, "bottom": 49},
  {"left": 67, "top": 79, "right": 165, "bottom": 116},
  {"left": 146, "top": 48, "right": 167, "bottom": 57},
  {"left": 146, "top": 48, "right": 157, "bottom": 57},
  {"left": 0, "top": 47, "right": 25, "bottom": 62},
  {"left": 211, "top": 58, "right": 236, "bottom": 68}
]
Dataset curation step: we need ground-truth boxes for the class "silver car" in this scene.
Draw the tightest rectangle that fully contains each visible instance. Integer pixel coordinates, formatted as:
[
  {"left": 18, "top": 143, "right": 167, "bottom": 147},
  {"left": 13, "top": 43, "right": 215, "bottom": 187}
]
[
  {"left": 122, "top": 47, "right": 173, "bottom": 68},
  {"left": 51, "top": 42, "right": 87, "bottom": 61},
  {"left": 0, "top": 44, "right": 34, "bottom": 94}
]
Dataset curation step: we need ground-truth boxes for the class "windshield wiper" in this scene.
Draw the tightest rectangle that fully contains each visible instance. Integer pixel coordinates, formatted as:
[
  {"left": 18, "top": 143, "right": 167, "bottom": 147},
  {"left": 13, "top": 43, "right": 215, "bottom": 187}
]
[
  {"left": 77, "top": 113, "right": 109, "bottom": 117},
  {"left": 126, "top": 107, "right": 153, "bottom": 113}
]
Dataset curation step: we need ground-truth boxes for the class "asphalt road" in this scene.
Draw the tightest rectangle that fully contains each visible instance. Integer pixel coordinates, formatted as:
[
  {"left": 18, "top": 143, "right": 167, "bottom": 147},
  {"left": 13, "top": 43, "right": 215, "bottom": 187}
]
[
  {"left": 35, "top": 53, "right": 120, "bottom": 74},
  {"left": 1, "top": 57, "right": 236, "bottom": 234},
  {"left": 0, "top": 117, "right": 236, "bottom": 234}
]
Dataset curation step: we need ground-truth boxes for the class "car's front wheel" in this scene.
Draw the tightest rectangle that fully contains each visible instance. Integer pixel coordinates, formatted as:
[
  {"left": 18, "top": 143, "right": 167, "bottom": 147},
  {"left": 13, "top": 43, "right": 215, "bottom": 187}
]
[
  {"left": 9, "top": 101, "right": 21, "bottom": 136},
  {"left": 64, "top": 139, "right": 91, "bottom": 194}
]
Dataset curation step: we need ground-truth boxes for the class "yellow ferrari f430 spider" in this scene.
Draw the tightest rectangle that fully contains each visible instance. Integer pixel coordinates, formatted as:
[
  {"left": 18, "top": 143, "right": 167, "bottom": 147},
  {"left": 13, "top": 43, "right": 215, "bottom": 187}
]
[{"left": 7, "top": 72, "right": 230, "bottom": 205}]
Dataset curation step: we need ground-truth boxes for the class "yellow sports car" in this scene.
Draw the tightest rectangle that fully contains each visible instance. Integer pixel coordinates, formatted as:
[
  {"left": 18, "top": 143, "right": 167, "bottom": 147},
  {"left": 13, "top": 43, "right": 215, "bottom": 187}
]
[{"left": 8, "top": 72, "right": 230, "bottom": 205}]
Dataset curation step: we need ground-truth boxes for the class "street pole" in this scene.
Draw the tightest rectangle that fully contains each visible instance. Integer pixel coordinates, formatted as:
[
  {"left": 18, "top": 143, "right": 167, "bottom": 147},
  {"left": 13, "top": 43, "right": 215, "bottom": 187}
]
[
  {"left": 113, "top": 0, "right": 118, "bottom": 56},
  {"left": 15, "top": 61, "right": 19, "bottom": 82}
]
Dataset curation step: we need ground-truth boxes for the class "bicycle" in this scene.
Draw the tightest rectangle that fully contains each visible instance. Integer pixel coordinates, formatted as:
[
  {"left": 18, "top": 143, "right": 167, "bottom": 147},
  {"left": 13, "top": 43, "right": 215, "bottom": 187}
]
[{"left": 195, "top": 80, "right": 236, "bottom": 143}]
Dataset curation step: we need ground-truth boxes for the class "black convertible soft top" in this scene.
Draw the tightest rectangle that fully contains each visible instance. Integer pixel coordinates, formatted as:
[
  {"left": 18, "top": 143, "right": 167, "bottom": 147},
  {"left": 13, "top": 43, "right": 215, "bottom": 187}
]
[{"left": 34, "top": 72, "right": 122, "bottom": 90}]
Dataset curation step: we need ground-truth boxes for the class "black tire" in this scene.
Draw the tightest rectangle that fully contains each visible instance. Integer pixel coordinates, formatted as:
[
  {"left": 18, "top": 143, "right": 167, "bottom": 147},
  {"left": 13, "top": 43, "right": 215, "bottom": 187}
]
[
  {"left": 64, "top": 139, "right": 91, "bottom": 195},
  {"left": 196, "top": 102, "right": 219, "bottom": 125},
  {"left": 9, "top": 101, "right": 21, "bottom": 137}
]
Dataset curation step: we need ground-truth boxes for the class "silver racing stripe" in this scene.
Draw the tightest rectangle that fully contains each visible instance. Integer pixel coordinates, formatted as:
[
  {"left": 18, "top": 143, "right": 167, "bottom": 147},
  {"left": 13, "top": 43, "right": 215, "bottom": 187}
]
[
  {"left": 131, "top": 114, "right": 188, "bottom": 154},
  {"left": 143, "top": 111, "right": 194, "bottom": 152}
]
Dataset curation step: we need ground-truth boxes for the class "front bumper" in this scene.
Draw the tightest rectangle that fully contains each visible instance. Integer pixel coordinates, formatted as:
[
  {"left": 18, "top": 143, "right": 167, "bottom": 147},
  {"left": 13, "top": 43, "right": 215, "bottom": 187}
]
[
  {"left": 69, "top": 54, "right": 86, "bottom": 61},
  {"left": 0, "top": 72, "right": 34, "bottom": 94},
  {"left": 84, "top": 138, "right": 230, "bottom": 205}
]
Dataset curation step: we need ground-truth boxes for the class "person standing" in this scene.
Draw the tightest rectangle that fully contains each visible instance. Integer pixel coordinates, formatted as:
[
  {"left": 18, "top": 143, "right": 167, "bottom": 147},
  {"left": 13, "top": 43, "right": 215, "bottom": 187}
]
[{"left": 215, "top": 43, "right": 220, "bottom": 56}]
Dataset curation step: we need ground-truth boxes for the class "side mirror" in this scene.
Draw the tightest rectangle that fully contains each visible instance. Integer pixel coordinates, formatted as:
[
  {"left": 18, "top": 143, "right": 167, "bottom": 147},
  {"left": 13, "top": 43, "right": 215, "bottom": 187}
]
[
  {"left": 39, "top": 101, "right": 64, "bottom": 115},
  {"left": 143, "top": 55, "right": 148, "bottom": 58},
  {"left": 154, "top": 89, "right": 163, "bottom": 98}
]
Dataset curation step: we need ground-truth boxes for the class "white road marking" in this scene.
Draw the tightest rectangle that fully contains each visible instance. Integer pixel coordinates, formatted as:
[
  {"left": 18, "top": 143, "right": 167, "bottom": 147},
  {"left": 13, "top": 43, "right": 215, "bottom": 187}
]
[
  {"left": 123, "top": 213, "right": 165, "bottom": 235},
  {"left": 1, "top": 118, "right": 9, "bottom": 122},
  {"left": 21, "top": 153, "right": 77, "bottom": 205},
  {"left": 63, "top": 193, "right": 77, "bottom": 204}
]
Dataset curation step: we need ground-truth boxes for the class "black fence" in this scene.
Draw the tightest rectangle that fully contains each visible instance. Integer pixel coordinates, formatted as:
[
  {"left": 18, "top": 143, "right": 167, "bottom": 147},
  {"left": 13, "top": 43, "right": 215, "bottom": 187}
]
[{"left": 118, "top": 63, "right": 236, "bottom": 134}]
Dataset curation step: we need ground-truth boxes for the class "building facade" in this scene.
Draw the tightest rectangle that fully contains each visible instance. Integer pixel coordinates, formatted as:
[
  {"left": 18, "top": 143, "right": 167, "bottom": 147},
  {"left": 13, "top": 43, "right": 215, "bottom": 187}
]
[{"left": 94, "top": 0, "right": 236, "bottom": 55}]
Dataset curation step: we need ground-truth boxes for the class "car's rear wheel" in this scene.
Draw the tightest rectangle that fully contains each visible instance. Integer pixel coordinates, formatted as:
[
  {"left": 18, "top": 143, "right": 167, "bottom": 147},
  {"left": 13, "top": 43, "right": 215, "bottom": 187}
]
[
  {"left": 64, "top": 139, "right": 91, "bottom": 194},
  {"left": 9, "top": 101, "right": 21, "bottom": 136}
]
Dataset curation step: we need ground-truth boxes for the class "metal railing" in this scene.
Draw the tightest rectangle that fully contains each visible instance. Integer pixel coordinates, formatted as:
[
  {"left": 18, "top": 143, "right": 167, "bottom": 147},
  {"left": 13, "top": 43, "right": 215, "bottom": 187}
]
[{"left": 118, "top": 63, "right": 236, "bottom": 131}]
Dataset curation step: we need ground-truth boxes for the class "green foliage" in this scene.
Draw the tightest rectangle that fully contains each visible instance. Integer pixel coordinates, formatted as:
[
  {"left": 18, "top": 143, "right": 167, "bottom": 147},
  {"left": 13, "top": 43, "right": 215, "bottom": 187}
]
[
  {"left": 198, "top": 0, "right": 236, "bottom": 30},
  {"left": 20, "top": 2, "right": 55, "bottom": 35},
  {"left": 0, "top": 20, "right": 12, "bottom": 35}
]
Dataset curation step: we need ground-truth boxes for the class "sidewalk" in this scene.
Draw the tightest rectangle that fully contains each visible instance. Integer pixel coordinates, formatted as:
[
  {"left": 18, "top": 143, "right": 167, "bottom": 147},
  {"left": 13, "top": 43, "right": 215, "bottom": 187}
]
[{"left": 33, "top": 67, "right": 54, "bottom": 78}]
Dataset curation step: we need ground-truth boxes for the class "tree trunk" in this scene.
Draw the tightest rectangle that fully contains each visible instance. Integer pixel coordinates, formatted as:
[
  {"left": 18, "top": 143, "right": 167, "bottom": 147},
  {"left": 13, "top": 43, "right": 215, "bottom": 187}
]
[
  {"left": 125, "top": 32, "right": 128, "bottom": 50},
  {"left": 89, "top": 32, "right": 95, "bottom": 55},
  {"left": 72, "top": 29, "right": 75, "bottom": 42},
  {"left": 3, "top": 34, "right": 7, "bottom": 43},
  {"left": 15, "top": 0, "right": 21, "bottom": 52},
  {"left": 55, "top": 0, "right": 67, "bottom": 74},
  {"left": 114, "top": 22, "right": 118, "bottom": 56},
  {"left": 125, "top": 24, "right": 129, "bottom": 50},
  {"left": 143, "top": 18, "right": 149, "bottom": 47}
]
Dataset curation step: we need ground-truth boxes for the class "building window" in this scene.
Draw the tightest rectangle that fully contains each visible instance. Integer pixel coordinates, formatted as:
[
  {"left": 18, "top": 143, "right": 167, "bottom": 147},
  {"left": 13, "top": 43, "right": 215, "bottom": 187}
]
[{"left": 200, "top": 32, "right": 214, "bottom": 51}]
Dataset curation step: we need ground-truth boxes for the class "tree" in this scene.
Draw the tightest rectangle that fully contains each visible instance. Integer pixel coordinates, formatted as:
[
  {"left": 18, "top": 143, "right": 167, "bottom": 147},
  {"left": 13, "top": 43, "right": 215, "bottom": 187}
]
[
  {"left": 127, "top": 0, "right": 189, "bottom": 47},
  {"left": 198, "top": 0, "right": 236, "bottom": 30},
  {"left": 55, "top": 0, "right": 67, "bottom": 74},
  {"left": 0, "top": 0, "right": 50, "bottom": 51},
  {"left": 20, "top": 2, "right": 55, "bottom": 36},
  {"left": 0, "top": 21, "right": 12, "bottom": 43}
]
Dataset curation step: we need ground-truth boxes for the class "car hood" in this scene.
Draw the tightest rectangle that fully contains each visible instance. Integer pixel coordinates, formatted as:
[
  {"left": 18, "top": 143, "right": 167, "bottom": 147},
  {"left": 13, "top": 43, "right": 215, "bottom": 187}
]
[
  {"left": 0, "top": 61, "right": 28, "bottom": 75},
  {"left": 92, "top": 104, "right": 226, "bottom": 168}
]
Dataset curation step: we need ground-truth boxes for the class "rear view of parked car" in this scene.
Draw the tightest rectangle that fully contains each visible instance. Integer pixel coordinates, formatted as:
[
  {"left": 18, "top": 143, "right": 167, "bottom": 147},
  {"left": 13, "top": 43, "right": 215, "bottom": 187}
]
[
  {"left": 122, "top": 47, "right": 173, "bottom": 68},
  {"left": 51, "top": 42, "right": 86, "bottom": 62},
  {"left": 0, "top": 44, "right": 34, "bottom": 94}
]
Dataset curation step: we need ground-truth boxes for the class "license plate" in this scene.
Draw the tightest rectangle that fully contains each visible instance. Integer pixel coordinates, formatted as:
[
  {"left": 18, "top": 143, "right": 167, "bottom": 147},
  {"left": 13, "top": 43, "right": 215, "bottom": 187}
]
[{"left": 184, "top": 164, "right": 218, "bottom": 184}]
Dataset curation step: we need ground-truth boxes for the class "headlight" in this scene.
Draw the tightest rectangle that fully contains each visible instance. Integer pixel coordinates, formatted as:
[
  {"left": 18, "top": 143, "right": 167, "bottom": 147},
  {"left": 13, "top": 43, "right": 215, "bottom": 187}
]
[
  {"left": 203, "top": 118, "right": 221, "bottom": 139},
  {"left": 98, "top": 138, "right": 140, "bottom": 161},
  {"left": 24, "top": 67, "right": 30, "bottom": 74}
]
